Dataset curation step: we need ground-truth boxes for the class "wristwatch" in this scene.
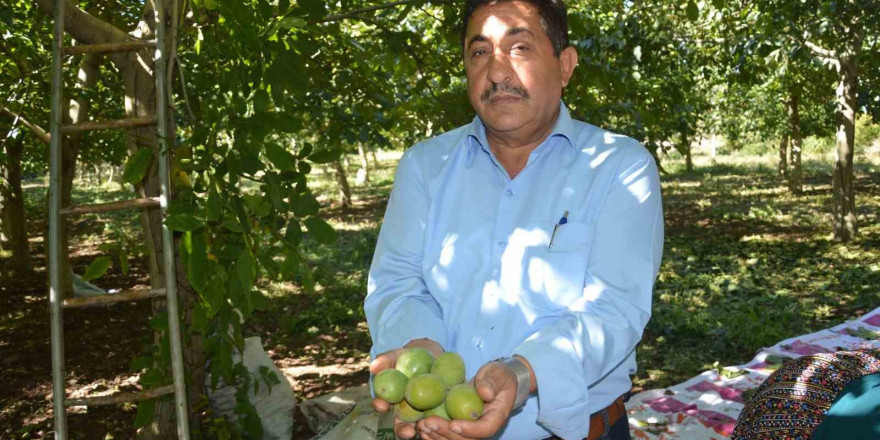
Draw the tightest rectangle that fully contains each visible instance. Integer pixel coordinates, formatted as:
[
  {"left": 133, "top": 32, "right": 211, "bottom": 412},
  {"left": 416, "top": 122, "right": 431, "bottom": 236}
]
[{"left": 494, "top": 356, "right": 531, "bottom": 409}]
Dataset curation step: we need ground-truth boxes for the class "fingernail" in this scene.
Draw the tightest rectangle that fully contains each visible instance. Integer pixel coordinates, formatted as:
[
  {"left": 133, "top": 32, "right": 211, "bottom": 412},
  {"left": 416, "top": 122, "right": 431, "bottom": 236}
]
[
  {"left": 451, "top": 425, "right": 462, "bottom": 434},
  {"left": 427, "top": 424, "right": 437, "bottom": 430}
]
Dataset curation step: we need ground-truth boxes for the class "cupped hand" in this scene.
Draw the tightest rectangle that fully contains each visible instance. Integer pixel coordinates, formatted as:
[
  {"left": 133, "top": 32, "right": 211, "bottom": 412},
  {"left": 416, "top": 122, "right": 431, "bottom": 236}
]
[
  {"left": 369, "top": 338, "right": 444, "bottom": 439},
  {"left": 416, "top": 361, "right": 518, "bottom": 440}
]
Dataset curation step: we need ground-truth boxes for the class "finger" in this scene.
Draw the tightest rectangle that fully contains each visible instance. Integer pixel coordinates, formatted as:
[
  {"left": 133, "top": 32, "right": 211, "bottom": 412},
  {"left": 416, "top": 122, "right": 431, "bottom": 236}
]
[
  {"left": 475, "top": 379, "right": 498, "bottom": 403},
  {"left": 369, "top": 350, "right": 399, "bottom": 375},
  {"left": 419, "top": 417, "right": 470, "bottom": 440},
  {"left": 394, "top": 419, "right": 418, "bottom": 439},
  {"left": 448, "top": 403, "right": 508, "bottom": 439},
  {"left": 371, "top": 398, "right": 391, "bottom": 412}
]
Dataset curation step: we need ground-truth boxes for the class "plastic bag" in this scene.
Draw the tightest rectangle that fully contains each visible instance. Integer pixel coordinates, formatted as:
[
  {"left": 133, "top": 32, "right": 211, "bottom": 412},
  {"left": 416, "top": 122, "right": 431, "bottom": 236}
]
[
  {"left": 205, "top": 336, "right": 297, "bottom": 440},
  {"left": 301, "top": 389, "right": 394, "bottom": 440}
]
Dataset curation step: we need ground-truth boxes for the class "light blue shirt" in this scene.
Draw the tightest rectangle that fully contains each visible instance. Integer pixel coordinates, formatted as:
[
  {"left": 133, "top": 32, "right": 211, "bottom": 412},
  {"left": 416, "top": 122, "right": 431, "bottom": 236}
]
[{"left": 365, "top": 103, "right": 664, "bottom": 440}]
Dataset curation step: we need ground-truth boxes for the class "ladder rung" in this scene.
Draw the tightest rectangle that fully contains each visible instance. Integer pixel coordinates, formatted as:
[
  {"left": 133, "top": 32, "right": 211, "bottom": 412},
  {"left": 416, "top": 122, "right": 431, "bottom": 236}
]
[
  {"left": 63, "top": 41, "right": 157, "bottom": 56},
  {"left": 63, "top": 288, "right": 166, "bottom": 309},
  {"left": 65, "top": 385, "right": 174, "bottom": 407},
  {"left": 60, "top": 115, "right": 157, "bottom": 133},
  {"left": 61, "top": 197, "right": 161, "bottom": 216}
]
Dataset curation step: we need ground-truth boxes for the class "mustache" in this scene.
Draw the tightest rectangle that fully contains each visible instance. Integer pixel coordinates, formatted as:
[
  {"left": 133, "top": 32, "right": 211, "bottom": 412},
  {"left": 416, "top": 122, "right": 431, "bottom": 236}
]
[{"left": 481, "top": 83, "right": 530, "bottom": 102}]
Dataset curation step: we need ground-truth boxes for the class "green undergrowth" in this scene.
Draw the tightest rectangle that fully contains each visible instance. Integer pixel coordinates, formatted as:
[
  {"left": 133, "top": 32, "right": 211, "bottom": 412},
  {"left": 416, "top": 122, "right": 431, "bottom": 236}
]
[
  {"left": 19, "top": 148, "right": 879, "bottom": 400},
  {"left": 247, "top": 147, "right": 880, "bottom": 398}
]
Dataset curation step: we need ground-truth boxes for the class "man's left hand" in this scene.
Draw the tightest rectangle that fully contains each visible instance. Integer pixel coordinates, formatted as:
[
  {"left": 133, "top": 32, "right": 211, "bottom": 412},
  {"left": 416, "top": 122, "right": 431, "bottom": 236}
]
[{"left": 416, "top": 361, "right": 518, "bottom": 440}]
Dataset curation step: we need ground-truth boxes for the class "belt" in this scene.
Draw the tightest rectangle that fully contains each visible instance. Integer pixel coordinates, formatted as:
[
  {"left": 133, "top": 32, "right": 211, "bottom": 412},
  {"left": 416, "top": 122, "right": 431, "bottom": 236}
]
[{"left": 585, "top": 395, "right": 627, "bottom": 440}]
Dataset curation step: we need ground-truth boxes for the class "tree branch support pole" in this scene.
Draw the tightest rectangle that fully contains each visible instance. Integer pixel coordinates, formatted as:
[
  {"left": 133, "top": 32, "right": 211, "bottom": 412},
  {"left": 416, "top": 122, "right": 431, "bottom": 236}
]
[
  {"left": 155, "top": 0, "right": 191, "bottom": 437},
  {"left": 49, "top": 0, "right": 68, "bottom": 437}
]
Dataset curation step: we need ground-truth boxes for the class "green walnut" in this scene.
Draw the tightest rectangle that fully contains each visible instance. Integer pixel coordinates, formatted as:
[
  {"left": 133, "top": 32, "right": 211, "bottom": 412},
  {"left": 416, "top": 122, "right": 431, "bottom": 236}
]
[
  {"left": 430, "top": 352, "right": 466, "bottom": 387},
  {"left": 395, "top": 347, "right": 434, "bottom": 379},
  {"left": 395, "top": 399, "right": 424, "bottom": 423},
  {"left": 373, "top": 368, "right": 408, "bottom": 403},
  {"left": 404, "top": 373, "right": 447, "bottom": 411},
  {"left": 424, "top": 402, "right": 451, "bottom": 420},
  {"left": 445, "top": 384, "right": 484, "bottom": 421}
]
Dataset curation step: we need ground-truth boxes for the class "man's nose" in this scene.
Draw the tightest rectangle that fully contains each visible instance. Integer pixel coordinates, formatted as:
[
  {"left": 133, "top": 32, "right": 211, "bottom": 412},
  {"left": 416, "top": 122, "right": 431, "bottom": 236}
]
[{"left": 487, "top": 50, "right": 513, "bottom": 85}]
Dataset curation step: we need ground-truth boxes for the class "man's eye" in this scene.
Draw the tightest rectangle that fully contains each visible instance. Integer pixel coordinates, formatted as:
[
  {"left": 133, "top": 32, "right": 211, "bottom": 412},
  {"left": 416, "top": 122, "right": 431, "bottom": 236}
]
[
  {"left": 472, "top": 49, "right": 487, "bottom": 58},
  {"left": 513, "top": 45, "right": 529, "bottom": 52}
]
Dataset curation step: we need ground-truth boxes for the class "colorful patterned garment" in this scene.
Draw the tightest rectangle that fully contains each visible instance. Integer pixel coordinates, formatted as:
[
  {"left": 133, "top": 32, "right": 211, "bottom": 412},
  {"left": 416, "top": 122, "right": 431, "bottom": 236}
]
[{"left": 731, "top": 349, "right": 880, "bottom": 440}]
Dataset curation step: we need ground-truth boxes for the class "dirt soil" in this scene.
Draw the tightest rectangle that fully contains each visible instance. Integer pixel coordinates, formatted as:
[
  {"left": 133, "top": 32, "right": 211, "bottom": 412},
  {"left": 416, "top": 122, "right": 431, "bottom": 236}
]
[{"left": 0, "top": 196, "right": 385, "bottom": 440}]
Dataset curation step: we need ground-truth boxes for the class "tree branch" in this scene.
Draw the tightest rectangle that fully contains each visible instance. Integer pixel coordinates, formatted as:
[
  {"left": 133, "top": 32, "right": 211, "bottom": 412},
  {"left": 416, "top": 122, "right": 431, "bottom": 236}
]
[
  {"left": 1, "top": 107, "right": 51, "bottom": 145},
  {"left": 320, "top": 0, "right": 449, "bottom": 23},
  {"left": 32, "top": 0, "right": 130, "bottom": 45},
  {"left": 802, "top": 39, "right": 838, "bottom": 60}
]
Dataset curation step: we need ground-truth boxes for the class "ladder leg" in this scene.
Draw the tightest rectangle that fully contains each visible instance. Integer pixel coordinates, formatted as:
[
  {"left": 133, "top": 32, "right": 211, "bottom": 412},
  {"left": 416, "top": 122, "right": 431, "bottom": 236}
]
[
  {"left": 49, "top": 0, "right": 68, "bottom": 438},
  {"left": 155, "top": 1, "right": 191, "bottom": 438}
]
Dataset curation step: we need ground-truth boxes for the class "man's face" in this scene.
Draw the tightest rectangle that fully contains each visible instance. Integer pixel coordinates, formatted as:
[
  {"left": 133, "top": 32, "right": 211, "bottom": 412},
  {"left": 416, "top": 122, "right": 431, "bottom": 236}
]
[{"left": 463, "top": 1, "right": 576, "bottom": 136}]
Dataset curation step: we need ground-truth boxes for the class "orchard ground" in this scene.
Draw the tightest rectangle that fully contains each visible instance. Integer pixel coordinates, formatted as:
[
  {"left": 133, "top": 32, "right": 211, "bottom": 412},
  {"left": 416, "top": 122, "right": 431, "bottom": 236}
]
[{"left": 1, "top": 144, "right": 879, "bottom": 439}]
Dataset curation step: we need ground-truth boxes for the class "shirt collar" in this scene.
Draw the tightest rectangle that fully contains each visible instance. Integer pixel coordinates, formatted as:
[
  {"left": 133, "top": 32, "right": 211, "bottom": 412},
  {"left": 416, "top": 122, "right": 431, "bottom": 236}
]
[{"left": 465, "top": 101, "right": 576, "bottom": 156}]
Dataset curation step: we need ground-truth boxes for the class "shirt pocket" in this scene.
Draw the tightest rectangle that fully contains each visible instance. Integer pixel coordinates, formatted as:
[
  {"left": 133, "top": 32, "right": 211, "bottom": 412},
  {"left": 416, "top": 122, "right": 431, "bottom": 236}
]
[{"left": 523, "top": 221, "right": 592, "bottom": 309}]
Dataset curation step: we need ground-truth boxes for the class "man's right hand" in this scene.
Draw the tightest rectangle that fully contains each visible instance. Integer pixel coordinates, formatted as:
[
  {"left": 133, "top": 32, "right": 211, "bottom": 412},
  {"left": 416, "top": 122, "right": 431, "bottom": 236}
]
[{"left": 370, "top": 338, "right": 444, "bottom": 439}]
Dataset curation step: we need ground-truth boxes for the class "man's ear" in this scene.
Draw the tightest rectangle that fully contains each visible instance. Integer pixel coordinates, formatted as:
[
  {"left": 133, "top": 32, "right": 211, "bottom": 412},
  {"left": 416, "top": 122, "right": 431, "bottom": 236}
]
[{"left": 560, "top": 46, "right": 578, "bottom": 87}]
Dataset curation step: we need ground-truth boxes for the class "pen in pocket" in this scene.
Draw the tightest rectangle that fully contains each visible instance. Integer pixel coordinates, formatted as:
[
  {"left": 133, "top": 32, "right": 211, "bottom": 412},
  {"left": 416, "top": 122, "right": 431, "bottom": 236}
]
[{"left": 549, "top": 210, "right": 569, "bottom": 249}]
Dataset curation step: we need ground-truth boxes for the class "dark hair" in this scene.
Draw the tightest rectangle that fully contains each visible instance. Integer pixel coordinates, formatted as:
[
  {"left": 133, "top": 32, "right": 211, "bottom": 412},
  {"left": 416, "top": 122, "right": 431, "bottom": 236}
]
[{"left": 460, "top": 0, "right": 569, "bottom": 57}]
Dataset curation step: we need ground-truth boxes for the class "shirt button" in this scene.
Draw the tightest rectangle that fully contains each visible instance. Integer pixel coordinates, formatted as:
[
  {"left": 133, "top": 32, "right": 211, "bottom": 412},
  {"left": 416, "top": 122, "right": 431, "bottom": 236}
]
[
  {"left": 506, "top": 189, "right": 514, "bottom": 197},
  {"left": 497, "top": 240, "right": 506, "bottom": 248},
  {"left": 475, "top": 339, "right": 484, "bottom": 349}
]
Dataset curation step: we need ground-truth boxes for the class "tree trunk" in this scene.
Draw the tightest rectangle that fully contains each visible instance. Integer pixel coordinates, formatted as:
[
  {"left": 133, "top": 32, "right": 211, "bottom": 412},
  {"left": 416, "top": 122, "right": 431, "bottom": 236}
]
[
  {"left": 356, "top": 144, "right": 370, "bottom": 184},
  {"left": 832, "top": 55, "right": 858, "bottom": 241},
  {"left": 679, "top": 131, "right": 693, "bottom": 172},
  {"left": 3, "top": 135, "right": 30, "bottom": 277},
  {"left": 123, "top": 3, "right": 202, "bottom": 438},
  {"left": 371, "top": 149, "right": 379, "bottom": 169},
  {"left": 58, "top": 51, "right": 102, "bottom": 297},
  {"left": 787, "top": 89, "right": 803, "bottom": 194},
  {"left": 778, "top": 132, "right": 789, "bottom": 177},
  {"left": 333, "top": 158, "right": 352, "bottom": 208}
]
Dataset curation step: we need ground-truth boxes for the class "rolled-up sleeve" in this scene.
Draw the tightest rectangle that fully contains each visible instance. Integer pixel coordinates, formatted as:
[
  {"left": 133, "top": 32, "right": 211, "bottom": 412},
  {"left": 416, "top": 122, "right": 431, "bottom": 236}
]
[
  {"left": 364, "top": 146, "right": 447, "bottom": 358},
  {"left": 513, "top": 144, "right": 664, "bottom": 440}
]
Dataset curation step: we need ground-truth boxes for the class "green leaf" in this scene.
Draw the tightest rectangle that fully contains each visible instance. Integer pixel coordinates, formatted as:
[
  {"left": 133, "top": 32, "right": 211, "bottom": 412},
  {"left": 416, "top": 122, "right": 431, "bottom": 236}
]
[
  {"left": 720, "top": 366, "right": 747, "bottom": 379},
  {"left": 254, "top": 89, "right": 271, "bottom": 113},
  {"left": 279, "top": 15, "right": 306, "bottom": 29},
  {"left": 280, "top": 248, "right": 301, "bottom": 279},
  {"left": 205, "top": 273, "right": 225, "bottom": 317},
  {"left": 219, "top": 219, "right": 244, "bottom": 233},
  {"left": 207, "top": 187, "right": 222, "bottom": 221},
  {"left": 192, "top": 303, "right": 209, "bottom": 334},
  {"left": 307, "top": 148, "right": 342, "bottom": 164},
  {"left": 119, "top": 253, "right": 130, "bottom": 276},
  {"left": 123, "top": 148, "right": 154, "bottom": 184},
  {"left": 686, "top": 0, "right": 699, "bottom": 21},
  {"left": 165, "top": 214, "right": 205, "bottom": 232},
  {"left": 134, "top": 399, "right": 157, "bottom": 428},
  {"left": 149, "top": 312, "right": 169, "bottom": 331},
  {"left": 266, "top": 52, "right": 308, "bottom": 96},
  {"left": 284, "top": 220, "right": 302, "bottom": 247},
  {"left": 82, "top": 256, "right": 112, "bottom": 282},
  {"left": 238, "top": 251, "right": 255, "bottom": 292},
  {"left": 188, "top": 230, "right": 208, "bottom": 293},
  {"left": 264, "top": 143, "right": 296, "bottom": 171},
  {"left": 304, "top": 217, "right": 336, "bottom": 244}
]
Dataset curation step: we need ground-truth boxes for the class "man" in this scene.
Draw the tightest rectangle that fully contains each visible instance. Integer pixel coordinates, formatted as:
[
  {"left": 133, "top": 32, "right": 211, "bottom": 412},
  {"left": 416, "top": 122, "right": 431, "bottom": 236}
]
[{"left": 364, "top": 1, "right": 663, "bottom": 439}]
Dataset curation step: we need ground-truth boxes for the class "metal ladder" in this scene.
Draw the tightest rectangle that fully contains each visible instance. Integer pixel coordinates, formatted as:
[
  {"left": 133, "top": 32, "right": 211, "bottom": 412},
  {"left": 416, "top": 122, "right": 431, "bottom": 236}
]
[{"left": 48, "top": 0, "right": 190, "bottom": 438}]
